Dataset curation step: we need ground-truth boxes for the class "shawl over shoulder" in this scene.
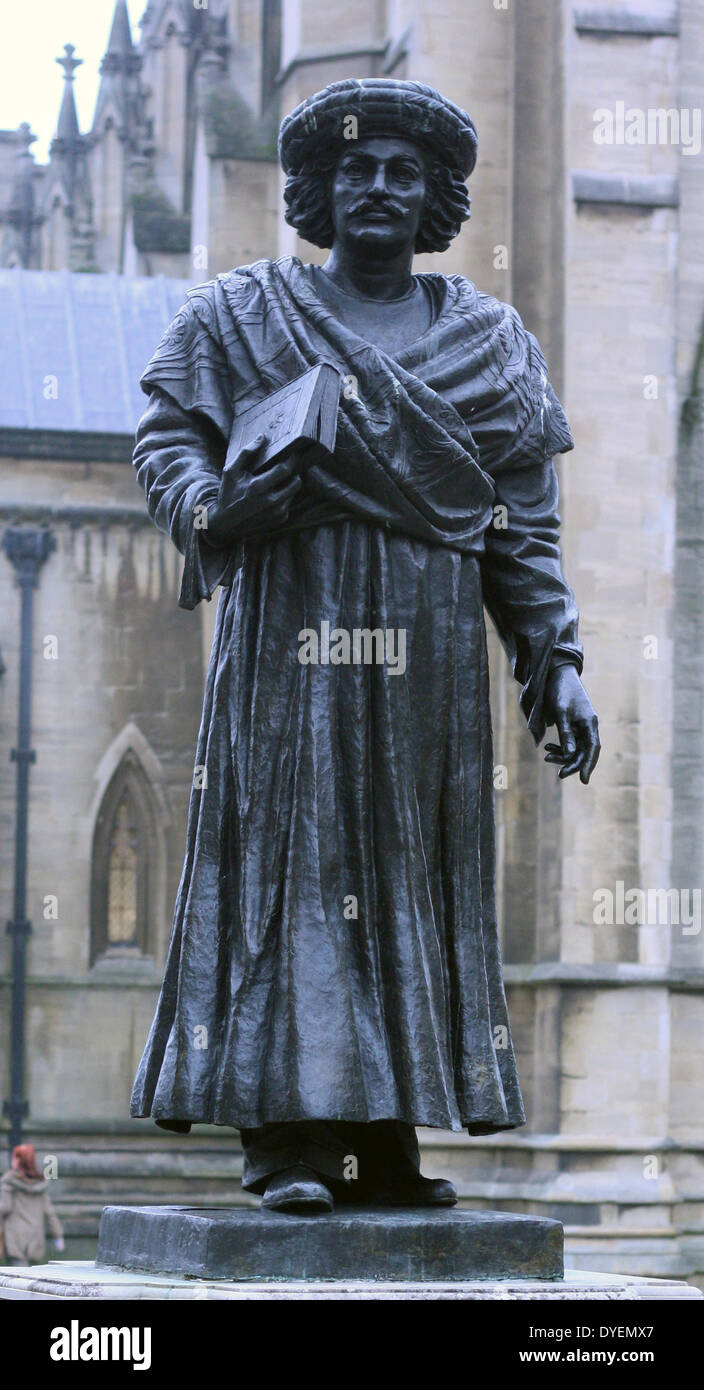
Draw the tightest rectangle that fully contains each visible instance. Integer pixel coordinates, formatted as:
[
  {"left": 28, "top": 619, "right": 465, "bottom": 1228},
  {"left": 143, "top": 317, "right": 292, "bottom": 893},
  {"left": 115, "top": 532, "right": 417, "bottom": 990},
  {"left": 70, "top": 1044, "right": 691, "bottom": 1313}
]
[{"left": 134, "top": 257, "right": 582, "bottom": 741}]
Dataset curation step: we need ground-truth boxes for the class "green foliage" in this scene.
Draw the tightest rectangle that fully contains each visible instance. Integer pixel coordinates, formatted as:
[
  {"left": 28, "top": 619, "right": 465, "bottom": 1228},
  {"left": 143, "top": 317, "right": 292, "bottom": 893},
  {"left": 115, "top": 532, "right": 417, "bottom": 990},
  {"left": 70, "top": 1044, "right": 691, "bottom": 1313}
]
[
  {"left": 202, "top": 85, "right": 278, "bottom": 161},
  {"left": 130, "top": 184, "right": 190, "bottom": 253},
  {"left": 681, "top": 313, "right": 704, "bottom": 438}
]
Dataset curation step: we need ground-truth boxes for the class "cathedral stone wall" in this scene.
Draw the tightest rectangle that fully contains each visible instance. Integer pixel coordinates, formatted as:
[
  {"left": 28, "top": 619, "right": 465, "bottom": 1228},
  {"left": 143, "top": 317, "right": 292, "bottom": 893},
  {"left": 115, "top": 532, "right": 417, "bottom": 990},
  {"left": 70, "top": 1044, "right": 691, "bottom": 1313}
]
[{"left": 0, "top": 450, "right": 204, "bottom": 1120}]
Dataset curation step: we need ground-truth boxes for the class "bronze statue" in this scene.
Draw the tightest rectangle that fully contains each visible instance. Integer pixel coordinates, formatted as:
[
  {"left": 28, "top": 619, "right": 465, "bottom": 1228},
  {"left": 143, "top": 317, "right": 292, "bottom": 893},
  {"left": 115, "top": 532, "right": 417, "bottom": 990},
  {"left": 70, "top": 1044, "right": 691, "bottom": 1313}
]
[{"left": 130, "top": 79, "right": 600, "bottom": 1213}]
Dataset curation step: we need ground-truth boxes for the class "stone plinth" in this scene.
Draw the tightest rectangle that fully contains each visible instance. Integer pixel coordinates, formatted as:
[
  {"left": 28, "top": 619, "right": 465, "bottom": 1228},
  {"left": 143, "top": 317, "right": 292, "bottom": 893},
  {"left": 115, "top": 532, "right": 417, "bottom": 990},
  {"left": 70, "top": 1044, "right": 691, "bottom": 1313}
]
[
  {"left": 0, "top": 1262, "right": 701, "bottom": 1300},
  {"left": 96, "top": 1204, "right": 564, "bottom": 1283}
]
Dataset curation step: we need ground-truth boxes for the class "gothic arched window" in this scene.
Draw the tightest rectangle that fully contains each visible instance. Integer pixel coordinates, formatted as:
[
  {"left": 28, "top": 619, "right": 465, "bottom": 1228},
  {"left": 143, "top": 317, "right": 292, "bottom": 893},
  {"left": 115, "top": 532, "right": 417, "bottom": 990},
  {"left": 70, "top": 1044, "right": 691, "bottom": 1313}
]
[{"left": 90, "top": 752, "right": 156, "bottom": 966}]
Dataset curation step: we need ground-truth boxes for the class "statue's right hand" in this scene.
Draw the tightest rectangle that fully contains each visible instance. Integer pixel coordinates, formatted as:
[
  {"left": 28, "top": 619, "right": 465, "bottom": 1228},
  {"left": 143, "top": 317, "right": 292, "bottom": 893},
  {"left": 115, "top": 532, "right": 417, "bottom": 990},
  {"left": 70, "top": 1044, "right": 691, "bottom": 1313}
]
[{"left": 205, "top": 434, "right": 303, "bottom": 545}]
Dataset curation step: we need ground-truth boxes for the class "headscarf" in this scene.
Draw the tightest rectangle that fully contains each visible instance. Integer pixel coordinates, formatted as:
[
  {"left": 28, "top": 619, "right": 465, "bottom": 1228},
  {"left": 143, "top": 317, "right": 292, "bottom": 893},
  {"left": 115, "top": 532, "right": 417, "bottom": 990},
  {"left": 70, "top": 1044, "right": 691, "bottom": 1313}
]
[{"left": 12, "top": 1143, "right": 42, "bottom": 1180}]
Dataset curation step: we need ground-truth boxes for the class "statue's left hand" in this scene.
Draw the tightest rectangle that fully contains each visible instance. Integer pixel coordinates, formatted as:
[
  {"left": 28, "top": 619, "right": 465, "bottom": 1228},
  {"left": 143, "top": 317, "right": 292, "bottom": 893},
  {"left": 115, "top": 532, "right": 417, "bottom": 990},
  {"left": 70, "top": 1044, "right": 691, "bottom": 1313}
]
[{"left": 542, "top": 665, "right": 600, "bottom": 784}]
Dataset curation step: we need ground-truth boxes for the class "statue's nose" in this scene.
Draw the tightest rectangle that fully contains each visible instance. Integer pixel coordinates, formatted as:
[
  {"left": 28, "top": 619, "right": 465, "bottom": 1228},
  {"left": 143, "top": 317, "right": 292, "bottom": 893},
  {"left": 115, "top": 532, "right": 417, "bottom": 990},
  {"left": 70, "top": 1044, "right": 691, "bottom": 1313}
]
[{"left": 369, "top": 166, "right": 389, "bottom": 195}]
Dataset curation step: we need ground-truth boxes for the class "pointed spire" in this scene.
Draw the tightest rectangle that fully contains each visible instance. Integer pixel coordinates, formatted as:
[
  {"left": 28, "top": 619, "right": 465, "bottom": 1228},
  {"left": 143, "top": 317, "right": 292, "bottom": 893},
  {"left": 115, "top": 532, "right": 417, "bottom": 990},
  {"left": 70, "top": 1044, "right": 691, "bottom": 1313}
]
[
  {"left": 49, "top": 42, "right": 97, "bottom": 268},
  {"left": 6, "top": 124, "right": 41, "bottom": 268},
  {"left": 101, "top": 0, "right": 138, "bottom": 76},
  {"left": 95, "top": 0, "right": 144, "bottom": 144},
  {"left": 108, "top": 0, "right": 134, "bottom": 54},
  {"left": 55, "top": 43, "right": 83, "bottom": 143},
  {"left": 9, "top": 124, "right": 37, "bottom": 218}
]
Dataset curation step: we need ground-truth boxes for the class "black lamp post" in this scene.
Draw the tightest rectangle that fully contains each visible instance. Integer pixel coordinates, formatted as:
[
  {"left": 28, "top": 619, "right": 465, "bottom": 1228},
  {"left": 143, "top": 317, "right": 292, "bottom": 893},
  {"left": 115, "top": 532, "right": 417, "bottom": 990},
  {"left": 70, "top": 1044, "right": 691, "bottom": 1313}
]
[{"left": 2, "top": 527, "right": 55, "bottom": 1153}]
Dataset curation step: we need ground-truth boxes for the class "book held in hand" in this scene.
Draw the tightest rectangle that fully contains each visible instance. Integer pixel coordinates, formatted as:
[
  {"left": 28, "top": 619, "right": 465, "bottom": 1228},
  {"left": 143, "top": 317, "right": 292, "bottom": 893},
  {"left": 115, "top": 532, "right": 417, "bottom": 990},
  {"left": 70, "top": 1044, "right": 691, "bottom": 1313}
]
[{"left": 227, "top": 363, "right": 342, "bottom": 473}]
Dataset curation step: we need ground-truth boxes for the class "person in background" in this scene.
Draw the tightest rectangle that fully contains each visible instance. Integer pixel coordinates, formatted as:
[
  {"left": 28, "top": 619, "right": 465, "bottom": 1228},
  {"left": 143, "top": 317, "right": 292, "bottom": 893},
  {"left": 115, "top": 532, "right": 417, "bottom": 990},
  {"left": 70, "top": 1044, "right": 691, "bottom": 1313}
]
[{"left": 0, "top": 1144, "right": 64, "bottom": 1266}]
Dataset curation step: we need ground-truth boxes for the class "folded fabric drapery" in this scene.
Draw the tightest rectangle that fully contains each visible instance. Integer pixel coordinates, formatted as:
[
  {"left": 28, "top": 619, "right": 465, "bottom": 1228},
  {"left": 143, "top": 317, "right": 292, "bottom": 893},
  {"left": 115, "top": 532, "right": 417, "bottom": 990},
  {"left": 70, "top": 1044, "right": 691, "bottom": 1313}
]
[{"left": 130, "top": 256, "right": 581, "bottom": 1137}]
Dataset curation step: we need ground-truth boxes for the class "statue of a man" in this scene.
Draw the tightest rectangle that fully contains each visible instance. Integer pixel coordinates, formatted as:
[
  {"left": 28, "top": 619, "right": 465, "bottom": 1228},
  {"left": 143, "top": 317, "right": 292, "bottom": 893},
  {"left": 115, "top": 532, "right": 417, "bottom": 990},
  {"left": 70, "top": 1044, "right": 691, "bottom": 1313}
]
[{"left": 130, "top": 80, "right": 600, "bottom": 1214}]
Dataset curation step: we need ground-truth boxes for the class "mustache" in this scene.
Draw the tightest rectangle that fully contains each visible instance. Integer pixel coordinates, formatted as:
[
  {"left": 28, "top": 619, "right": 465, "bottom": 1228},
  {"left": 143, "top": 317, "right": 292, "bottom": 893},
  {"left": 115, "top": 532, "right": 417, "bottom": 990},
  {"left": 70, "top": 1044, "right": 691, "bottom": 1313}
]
[{"left": 347, "top": 196, "right": 411, "bottom": 220}]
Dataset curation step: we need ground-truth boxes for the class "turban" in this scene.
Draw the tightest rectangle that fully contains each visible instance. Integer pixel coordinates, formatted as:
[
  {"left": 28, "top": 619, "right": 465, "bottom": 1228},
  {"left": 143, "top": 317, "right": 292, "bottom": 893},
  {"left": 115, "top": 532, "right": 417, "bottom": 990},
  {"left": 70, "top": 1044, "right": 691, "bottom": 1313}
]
[{"left": 279, "top": 78, "right": 478, "bottom": 180}]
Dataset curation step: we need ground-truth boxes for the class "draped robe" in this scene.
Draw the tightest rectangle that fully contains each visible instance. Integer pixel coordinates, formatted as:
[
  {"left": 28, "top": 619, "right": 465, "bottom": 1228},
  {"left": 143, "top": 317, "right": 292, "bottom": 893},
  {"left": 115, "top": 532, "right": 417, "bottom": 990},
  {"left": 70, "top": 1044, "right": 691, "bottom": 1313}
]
[{"left": 129, "top": 256, "right": 582, "bottom": 1136}]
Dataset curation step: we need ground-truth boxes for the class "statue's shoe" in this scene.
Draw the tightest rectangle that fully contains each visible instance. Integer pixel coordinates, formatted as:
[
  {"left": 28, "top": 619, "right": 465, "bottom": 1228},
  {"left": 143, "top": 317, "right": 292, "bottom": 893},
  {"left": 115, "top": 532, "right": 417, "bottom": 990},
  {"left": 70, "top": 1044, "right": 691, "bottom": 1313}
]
[
  {"left": 261, "top": 1164, "right": 334, "bottom": 1214},
  {"left": 339, "top": 1174, "right": 458, "bottom": 1208},
  {"left": 386, "top": 1175, "right": 457, "bottom": 1207}
]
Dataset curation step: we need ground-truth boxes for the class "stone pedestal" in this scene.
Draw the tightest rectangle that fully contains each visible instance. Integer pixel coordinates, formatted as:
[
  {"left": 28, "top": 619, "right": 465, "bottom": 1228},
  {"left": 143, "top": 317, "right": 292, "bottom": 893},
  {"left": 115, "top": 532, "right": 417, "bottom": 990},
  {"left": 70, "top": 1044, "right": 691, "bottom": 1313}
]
[
  {"left": 96, "top": 1204, "right": 564, "bottom": 1282},
  {"left": 1, "top": 1206, "right": 698, "bottom": 1300},
  {"left": 0, "top": 1262, "right": 700, "bottom": 1300}
]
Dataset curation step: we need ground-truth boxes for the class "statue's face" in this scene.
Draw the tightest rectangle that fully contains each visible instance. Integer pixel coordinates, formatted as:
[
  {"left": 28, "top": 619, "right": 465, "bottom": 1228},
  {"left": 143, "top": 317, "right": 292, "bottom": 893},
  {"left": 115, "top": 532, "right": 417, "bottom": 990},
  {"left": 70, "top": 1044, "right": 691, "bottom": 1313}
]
[{"left": 329, "top": 136, "right": 428, "bottom": 258}]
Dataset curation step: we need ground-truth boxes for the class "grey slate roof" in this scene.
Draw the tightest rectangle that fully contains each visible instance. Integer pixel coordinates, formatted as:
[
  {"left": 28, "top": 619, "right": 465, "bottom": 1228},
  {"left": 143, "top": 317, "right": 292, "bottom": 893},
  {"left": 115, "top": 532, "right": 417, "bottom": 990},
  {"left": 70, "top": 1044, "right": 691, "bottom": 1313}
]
[{"left": 0, "top": 268, "right": 192, "bottom": 434}]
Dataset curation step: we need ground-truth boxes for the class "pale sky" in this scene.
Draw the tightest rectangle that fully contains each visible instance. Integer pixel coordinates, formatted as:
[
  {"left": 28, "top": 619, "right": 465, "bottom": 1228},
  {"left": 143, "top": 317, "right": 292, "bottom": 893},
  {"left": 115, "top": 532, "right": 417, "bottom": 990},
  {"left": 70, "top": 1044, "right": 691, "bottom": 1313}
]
[{"left": 0, "top": 0, "right": 146, "bottom": 162}]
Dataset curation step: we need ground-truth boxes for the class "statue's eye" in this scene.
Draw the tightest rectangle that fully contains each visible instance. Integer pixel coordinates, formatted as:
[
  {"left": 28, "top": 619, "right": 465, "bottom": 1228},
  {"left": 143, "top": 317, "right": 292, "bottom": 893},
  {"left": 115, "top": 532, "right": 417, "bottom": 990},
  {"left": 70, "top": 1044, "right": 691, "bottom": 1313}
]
[{"left": 342, "top": 161, "right": 365, "bottom": 179}]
